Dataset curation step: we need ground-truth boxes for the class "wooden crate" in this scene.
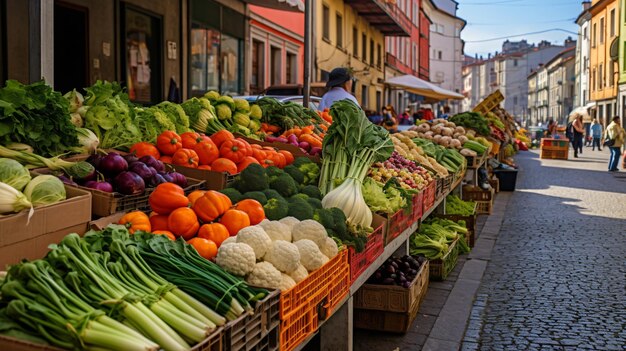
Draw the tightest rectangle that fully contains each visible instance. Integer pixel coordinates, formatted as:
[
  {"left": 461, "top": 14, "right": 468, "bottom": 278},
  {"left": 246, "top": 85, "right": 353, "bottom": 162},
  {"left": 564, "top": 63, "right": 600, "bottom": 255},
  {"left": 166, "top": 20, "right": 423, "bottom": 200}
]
[
  {"left": 540, "top": 147, "right": 568, "bottom": 160},
  {"left": 354, "top": 261, "right": 429, "bottom": 313},
  {"left": 353, "top": 261, "right": 430, "bottom": 333}
]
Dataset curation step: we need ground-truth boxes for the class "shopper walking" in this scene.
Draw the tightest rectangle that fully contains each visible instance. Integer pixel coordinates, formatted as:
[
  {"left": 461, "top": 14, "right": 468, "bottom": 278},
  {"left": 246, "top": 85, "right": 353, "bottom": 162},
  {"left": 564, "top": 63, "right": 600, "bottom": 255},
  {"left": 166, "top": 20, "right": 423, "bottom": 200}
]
[
  {"left": 572, "top": 114, "right": 585, "bottom": 158},
  {"left": 318, "top": 67, "right": 359, "bottom": 111},
  {"left": 590, "top": 118, "right": 603, "bottom": 151},
  {"left": 603, "top": 116, "right": 625, "bottom": 171}
]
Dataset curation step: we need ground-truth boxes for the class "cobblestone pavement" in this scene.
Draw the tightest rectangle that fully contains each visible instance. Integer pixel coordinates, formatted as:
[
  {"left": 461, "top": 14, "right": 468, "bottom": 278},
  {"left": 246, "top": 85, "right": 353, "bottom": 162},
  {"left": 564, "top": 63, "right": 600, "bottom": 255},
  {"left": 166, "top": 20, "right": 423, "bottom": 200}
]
[{"left": 462, "top": 149, "right": 626, "bottom": 351}]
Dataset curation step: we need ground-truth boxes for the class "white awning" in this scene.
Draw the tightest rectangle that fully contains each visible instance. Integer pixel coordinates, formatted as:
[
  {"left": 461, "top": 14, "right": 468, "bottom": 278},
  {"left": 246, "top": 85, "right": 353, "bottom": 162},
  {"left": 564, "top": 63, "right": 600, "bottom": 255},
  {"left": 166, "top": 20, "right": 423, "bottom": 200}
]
[
  {"left": 384, "top": 75, "right": 464, "bottom": 101},
  {"left": 243, "top": 0, "right": 304, "bottom": 12}
]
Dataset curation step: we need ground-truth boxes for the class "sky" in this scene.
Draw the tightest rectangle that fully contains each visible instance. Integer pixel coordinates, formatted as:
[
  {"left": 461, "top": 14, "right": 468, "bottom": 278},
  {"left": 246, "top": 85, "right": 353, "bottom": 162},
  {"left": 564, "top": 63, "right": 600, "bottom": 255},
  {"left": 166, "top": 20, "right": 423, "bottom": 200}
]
[{"left": 457, "top": 0, "right": 583, "bottom": 57}]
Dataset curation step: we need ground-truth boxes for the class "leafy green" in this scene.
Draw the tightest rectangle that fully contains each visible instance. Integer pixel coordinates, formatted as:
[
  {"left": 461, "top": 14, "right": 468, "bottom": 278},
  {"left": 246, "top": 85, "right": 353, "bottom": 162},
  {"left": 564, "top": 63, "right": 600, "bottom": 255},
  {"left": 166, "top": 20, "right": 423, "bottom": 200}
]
[
  {"left": 450, "top": 112, "right": 490, "bottom": 136},
  {"left": 0, "top": 80, "right": 79, "bottom": 157},
  {"left": 83, "top": 81, "right": 142, "bottom": 149}
]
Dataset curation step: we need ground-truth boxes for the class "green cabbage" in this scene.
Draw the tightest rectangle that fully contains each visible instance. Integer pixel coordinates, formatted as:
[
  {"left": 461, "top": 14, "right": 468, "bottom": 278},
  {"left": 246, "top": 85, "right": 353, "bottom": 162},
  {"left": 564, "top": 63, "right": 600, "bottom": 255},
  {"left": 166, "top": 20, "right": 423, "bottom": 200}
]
[
  {"left": 0, "top": 158, "right": 31, "bottom": 191},
  {"left": 23, "top": 175, "right": 66, "bottom": 207}
]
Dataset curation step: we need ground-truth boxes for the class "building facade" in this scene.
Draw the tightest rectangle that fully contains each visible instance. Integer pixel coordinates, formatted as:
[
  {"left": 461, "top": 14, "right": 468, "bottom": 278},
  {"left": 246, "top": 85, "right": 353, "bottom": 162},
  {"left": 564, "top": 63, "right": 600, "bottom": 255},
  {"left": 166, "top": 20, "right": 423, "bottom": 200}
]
[
  {"left": 589, "top": 0, "right": 619, "bottom": 126},
  {"left": 317, "top": 0, "right": 411, "bottom": 112},
  {"left": 385, "top": 0, "right": 422, "bottom": 112},
  {"left": 248, "top": 5, "right": 304, "bottom": 94},
  {"left": 427, "top": 0, "right": 465, "bottom": 114},
  {"left": 576, "top": 1, "right": 592, "bottom": 108},
  {"left": 547, "top": 47, "right": 576, "bottom": 124},
  {"left": 493, "top": 41, "right": 571, "bottom": 125}
]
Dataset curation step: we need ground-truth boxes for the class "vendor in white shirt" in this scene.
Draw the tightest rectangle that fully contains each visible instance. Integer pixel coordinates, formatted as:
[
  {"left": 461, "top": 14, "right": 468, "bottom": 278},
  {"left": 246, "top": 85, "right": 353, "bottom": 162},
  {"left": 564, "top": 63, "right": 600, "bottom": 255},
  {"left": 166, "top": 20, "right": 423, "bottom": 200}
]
[{"left": 318, "top": 67, "right": 360, "bottom": 111}]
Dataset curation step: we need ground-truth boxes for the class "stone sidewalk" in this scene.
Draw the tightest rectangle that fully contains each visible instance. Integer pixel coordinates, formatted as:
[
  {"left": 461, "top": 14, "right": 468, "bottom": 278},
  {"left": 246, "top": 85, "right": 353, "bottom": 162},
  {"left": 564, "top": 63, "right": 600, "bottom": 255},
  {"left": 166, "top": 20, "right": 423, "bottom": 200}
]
[{"left": 355, "top": 148, "right": 626, "bottom": 351}]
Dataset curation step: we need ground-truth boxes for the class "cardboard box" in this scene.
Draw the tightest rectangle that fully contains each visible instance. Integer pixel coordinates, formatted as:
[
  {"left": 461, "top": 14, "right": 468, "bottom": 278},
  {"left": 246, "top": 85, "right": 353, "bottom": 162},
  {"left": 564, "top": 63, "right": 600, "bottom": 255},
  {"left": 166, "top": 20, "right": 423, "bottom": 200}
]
[
  {"left": 0, "top": 186, "right": 91, "bottom": 268},
  {"left": 33, "top": 166, "right": 205, "bottom": 218},
  {"left": 171, "top": 164, "right": 236, "bottom": 191}
]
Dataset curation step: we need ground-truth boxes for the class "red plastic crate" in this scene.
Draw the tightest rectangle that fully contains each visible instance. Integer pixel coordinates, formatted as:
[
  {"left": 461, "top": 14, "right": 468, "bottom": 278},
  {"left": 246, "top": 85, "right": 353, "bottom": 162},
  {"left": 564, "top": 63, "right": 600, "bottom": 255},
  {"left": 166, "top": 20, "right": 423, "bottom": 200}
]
[
  {"left": 422, "top": 181, "right": 436, "bottom": 215},
  {"left": 410, "top": 191, "right": 424, "bottom": 224},
  {"left": 385, "top": 209, "right": 410, "bottom": 245},
  {"left": 349, "top": 217, "right": 384, "bottom": 281}
]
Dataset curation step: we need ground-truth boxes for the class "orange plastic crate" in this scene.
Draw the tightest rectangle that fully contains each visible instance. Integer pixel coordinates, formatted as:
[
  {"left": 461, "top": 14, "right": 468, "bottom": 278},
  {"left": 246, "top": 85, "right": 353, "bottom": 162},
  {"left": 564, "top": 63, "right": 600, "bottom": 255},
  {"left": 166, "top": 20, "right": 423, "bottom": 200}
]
[
  {"left": 279, "top": 250, "right": 350, "bottom": 351},
  {"left": 279, "top": 303, "right": 316, "bottom": 351},
  {"left": 279, "top": 249, "right": 350, "bottom": 319},
  {"left": 349, "top": 222, "right": 384, "bottom": 281},
  {"left": 385, "top": 209, "right": 410, "bottom": 245}
]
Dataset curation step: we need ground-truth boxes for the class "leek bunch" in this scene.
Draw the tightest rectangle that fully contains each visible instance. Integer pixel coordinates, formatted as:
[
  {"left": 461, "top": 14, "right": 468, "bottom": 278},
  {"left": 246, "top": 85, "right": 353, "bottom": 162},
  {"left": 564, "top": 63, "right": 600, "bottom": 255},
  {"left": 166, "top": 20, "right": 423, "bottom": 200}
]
[{"left": 319, "top": 100, "right": 394, "bottom": 228}]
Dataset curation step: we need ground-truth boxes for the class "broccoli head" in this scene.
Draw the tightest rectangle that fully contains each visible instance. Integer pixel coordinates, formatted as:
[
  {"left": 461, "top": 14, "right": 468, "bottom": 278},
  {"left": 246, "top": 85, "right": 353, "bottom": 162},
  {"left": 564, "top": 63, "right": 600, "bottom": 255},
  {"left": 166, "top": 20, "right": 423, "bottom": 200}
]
[
  {"left": 292, "top": 157, "right": 312, "bottom": 168},
  {"left": 286, "top": 197, "right": 314, "bottom": 220},
  {"left": 219, "top": 188, "right": 243, "bottom": 204},
  {"left": 262, "top": 188, "right": 283, "bottom": 200},
  {"left": 239, "top": 163, "right": 268, "bottom": 192},
  {"left": 263, "top": 197, "right": 289, "bottom": 220},
  {"left": 283, "top": 165, "right": 305, "bottom": 184},
  {"left": 300, "top": 185, "right": 322, "bottom": 199},
  {"left": 290, "top": 193, "right": 309, "bottom": 201},
  {"left": 306, "top": 198, "right": 322, "bottom": 210},
  {"left": 242, "top": 191, "right": 268, "bottom": 205},
  {"left": 313, "top": 208, "right": 335, "bottom": 230},
  {"left": 234, "top": 98, "right": 250, "bottom": 113},
  {"left": 270, "top": 173, "right": 298, "bottom": 198},
  {"left": 265, "top": 166, "right": 284, "bottom": 182},
  {"left": 299, "top": 162, "right": 320, "bottom": 185},
  {"left": 328, "top": 207, "right": 348, "bottom": 237}
]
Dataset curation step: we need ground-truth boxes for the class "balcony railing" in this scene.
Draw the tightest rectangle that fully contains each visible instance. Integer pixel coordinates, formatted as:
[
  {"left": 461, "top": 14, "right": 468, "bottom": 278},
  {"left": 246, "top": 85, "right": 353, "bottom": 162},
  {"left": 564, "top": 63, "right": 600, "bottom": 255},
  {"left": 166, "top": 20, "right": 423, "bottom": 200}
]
[{"left": 345, "top": 0, "right": 412, "bottom": 36}]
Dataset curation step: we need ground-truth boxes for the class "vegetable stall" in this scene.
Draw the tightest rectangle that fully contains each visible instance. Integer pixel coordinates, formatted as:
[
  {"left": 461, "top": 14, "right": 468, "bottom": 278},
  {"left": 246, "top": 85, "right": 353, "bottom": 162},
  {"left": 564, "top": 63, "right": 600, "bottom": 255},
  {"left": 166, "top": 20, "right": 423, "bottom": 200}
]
[{"left": 0, "top": 80, "right": 521, "bottom": 351}]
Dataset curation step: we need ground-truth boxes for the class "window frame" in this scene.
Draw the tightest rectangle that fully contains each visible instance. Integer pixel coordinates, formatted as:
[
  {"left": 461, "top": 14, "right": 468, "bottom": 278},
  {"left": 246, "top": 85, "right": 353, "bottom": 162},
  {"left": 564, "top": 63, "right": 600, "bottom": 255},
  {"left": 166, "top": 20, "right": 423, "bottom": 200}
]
[
  {"left": 362, "top": 33, "right": 367, "bottom": 62},
  {"left": 352, "top": 26, "right": 358, "bottom": 57},
  {"left": 600, "top": 17, "right": 605, "bottom": 44},
  {"left": 369, "top": 38, "right": 374, "bottom": 65},
  {"left": 250, "top": 39, "right": 265, "bottom": 93},
  {"left": 322, "top": 5, "right": 330, "bottom": 41},
  {"left": 335, "top": 12, "right": 343, "bottom": 48},
  {"left": 610, "top": 8, "right": 615, "bottom": 37}
]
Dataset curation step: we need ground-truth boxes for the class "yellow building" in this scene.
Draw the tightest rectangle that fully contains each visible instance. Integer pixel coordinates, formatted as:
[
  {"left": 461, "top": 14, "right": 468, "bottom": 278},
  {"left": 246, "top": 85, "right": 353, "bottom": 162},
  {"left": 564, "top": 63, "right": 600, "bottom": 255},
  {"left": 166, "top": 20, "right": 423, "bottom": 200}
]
[
  {"left": 316, "top": 0, "right": 410, "bottom": 112},
  {"left": 589, "top": 0, "right": 620, "bottom": 124}
]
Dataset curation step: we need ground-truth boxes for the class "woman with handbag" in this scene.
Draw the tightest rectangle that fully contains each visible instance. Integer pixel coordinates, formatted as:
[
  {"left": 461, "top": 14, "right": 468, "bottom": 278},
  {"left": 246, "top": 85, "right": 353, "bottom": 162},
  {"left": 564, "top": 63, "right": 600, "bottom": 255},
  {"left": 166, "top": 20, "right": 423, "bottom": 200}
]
[{"left": 602, "top": 116, "right": 625, "bottom": 172}]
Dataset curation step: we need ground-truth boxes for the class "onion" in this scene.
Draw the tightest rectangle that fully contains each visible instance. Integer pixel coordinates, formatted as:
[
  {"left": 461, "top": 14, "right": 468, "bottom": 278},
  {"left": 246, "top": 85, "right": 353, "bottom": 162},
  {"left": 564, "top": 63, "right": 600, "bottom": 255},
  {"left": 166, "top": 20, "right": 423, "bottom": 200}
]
[
  {"left": 139, "top": 156, "right": 165, "bottom": 173},
  {"left": 99, "top": 153, "right": 128, "bottom": 176},
  {"left": 113, "top": 171, "right": 145, "bottom": 195}
]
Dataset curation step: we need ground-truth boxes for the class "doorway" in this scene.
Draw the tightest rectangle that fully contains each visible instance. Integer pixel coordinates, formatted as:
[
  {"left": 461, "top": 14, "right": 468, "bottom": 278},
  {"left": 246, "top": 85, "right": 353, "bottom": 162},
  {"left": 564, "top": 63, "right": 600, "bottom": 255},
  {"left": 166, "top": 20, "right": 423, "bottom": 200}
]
[{"left": 54, "top": 1, "right": 89, "bottom": 93}]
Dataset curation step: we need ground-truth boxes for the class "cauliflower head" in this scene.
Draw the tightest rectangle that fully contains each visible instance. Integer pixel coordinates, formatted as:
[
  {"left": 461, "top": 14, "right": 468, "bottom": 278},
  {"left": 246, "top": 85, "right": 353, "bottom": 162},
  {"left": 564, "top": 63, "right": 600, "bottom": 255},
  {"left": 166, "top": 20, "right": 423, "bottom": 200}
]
[
  {"left": 294, "top": 239, "right": 326, "bottom": 272},
  {"left": 221, "top": 236, "right": 237, "bottom": 246},
  {"left": 320, "top": 237, "right": 339, "bottom": 258},
  {"left": 246, "top": 262, "right": 282, "bottom": 289},
  {"left": 292, "top": 220, "right": 327, "bottom": 247},
  {"left": 215, "top": 243, "right": 256, "bottom": 276},
  {"left": 236, "top": 226, "right": 272, "bottom": 259},
  {"left": 279, "top": 273, "right": 297, "bottom": 291},
  {"left": 264, "top": 240, "right": 301, "bottom": 273},
  {"left": 288, "top": 264, "right": 309, "bottom": 283},
  {"left": 279, "top": 216, "right": 300, "bottom": 231},
  {"left": 260, "top": 221, "right": 291, "bottom": 242}
]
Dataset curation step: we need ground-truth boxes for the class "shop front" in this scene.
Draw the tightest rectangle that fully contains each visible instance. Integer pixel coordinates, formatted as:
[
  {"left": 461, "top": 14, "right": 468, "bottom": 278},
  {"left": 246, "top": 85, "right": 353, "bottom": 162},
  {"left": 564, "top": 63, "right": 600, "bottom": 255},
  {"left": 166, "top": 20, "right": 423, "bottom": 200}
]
[{"left": 188, "top": 0, "right": 246, "bottom": 97}]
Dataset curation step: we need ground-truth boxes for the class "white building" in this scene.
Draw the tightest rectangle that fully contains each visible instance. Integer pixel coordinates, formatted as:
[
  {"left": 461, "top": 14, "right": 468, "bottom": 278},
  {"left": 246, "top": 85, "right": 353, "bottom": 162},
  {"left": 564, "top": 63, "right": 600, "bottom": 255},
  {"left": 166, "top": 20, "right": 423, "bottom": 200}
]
[
  {"left": 428, "top": 0, "right": 466, "bottom": 114},
  {"left": 575, "top": 1, "right": 592, "bottom": 107},
  {"left": 547, "top": 47, "right": 576, "bottom": 123},
  {"left": 492, "top": 40, "right": 574, "bottom": 124}
]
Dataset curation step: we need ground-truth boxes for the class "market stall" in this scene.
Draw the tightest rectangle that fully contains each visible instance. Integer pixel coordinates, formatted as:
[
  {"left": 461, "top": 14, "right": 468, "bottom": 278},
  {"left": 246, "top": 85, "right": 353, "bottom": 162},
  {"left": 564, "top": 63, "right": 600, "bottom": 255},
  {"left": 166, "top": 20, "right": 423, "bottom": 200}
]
[{"left": 0, "top": 79, "right": 521, "bottom": 351}]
